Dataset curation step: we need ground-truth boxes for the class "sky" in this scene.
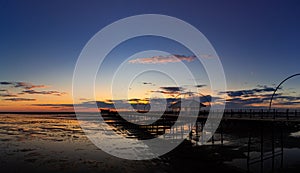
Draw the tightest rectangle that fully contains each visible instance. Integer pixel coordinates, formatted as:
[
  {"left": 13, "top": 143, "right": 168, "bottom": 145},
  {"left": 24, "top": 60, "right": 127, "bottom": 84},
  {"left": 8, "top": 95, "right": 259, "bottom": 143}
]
[{"left": 1, "top": 0, "right": 300, "bottom": 111}]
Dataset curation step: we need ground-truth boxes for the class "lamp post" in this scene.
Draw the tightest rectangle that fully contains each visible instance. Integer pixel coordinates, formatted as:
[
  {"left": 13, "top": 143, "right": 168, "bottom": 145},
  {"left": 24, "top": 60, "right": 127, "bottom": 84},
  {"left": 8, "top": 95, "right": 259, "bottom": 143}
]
[{"left": 269, "top": 73, "right": 300, "bottom": 111}]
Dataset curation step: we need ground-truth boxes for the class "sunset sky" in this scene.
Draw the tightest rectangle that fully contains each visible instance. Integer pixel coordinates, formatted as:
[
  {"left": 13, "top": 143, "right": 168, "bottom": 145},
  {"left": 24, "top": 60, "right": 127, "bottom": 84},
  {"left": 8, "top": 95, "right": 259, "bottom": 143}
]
[{"left": 1, "top": 0, "right": 300, "bottom": 111}]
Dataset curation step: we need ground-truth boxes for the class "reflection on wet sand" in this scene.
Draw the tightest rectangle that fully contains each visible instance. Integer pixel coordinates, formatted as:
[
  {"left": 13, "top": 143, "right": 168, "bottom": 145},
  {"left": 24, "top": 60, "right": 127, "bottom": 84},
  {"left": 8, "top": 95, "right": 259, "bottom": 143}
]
[{"left": 0, "top": 114, "right": 168, "bottom": 172}]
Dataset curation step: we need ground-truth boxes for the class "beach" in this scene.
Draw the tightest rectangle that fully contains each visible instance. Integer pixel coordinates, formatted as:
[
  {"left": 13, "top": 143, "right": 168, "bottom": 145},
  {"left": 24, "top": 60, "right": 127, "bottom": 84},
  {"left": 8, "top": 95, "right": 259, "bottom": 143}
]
[{"left": 1, "top": 113, "right": 300, "bottom": 172}]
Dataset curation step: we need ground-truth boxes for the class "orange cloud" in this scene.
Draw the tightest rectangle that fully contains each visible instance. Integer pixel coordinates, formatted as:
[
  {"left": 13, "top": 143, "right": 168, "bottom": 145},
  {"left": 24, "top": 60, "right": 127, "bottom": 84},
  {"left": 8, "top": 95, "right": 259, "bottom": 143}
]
[{"left": 128, "top": 55, "right": 196, "bottom": 64}]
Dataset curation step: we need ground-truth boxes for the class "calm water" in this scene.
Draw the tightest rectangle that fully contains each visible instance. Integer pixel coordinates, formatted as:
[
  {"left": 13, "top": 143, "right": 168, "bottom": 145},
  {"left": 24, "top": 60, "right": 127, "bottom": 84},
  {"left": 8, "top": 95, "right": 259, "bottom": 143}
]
[{"left": 0, "top": 114, "right": 300, "bottom": 172}]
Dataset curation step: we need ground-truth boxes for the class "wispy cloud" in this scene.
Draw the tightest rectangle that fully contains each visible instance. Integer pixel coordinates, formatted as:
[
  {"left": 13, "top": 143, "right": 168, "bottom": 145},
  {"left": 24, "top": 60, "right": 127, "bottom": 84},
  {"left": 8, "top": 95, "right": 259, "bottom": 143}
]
[
  {"left": 0, "top": 81, "right": 46, "bottom": 89},
  {"left": 220, "top": 86, "right": 275, "bottom": 108},
  {"left": 128, "top": 55, "right": 196, "bottom": 64},
  {"left": 195, "top": 84, "right": 207, "bottom": 88},
  {"left": 14, "top": 82, "right": 46, "bottom": 89},
  {"left": 142, "top": 82, "right": 155, "bottom": 85},
  {"left": 0, "top": 81, "right": 66, "bottom": 102},
  {"left": 220, "top": 85, "right": 300, "bottom": 108},
  {"left": 4, "top": 98, "right": 36, "bottom": 102},
  {"left": 21, "top": 89, "right": 66, "bottom": 96},
  {"left": 33, "top": 103, "right": 74, "bottom": 107},
  {"left": 0, "top": 82, "right": 12, "bottom": 85},
  {"left": 160, "top": 87, "right": 183, "bottom": 92},
  {"left": 201, "top": 54, "right": 215, "bottom": 59},
  {"left": 220, "top": 86, "right": 275, "bottom": 97},
  {"left": 151, "top": 86, "right": 184, "bottom": 96},
  {"left": 79, "top": 98, "right": 90, "bottom": 101},
  {"left": 0, "top": 93, "right": 18, "bottom": 97}
]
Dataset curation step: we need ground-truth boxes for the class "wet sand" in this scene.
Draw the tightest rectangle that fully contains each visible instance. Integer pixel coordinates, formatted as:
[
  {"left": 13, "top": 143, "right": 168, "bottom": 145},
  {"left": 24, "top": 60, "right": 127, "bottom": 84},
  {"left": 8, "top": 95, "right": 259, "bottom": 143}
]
[
  {"left": 1, "top": 114, "right": 300, "bottom": 172},
  {"left": 0, "top": 114, "right": 168, "bottom": 172}
]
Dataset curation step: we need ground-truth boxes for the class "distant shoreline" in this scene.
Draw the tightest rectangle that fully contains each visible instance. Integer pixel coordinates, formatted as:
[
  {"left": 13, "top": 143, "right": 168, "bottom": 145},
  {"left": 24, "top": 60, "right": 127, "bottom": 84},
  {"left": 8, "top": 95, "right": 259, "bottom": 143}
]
[
  {"left": 0, "top": 112, "right": 77, "bottom": 114},
  {"left": 1, "top": 108, "right": 300, "bottom": 115}
]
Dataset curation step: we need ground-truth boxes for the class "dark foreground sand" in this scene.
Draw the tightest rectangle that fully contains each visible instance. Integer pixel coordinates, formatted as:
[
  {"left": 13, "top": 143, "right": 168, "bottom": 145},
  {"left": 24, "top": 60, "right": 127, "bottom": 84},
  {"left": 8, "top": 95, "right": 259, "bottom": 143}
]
[{"left": 1, "top": 114, "right": 300, "bottom": 173}]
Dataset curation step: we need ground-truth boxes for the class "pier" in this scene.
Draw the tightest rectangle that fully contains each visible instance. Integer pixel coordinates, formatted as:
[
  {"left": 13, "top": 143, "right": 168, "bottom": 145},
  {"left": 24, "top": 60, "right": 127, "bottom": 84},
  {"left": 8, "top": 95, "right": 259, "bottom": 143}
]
[{"left": 100, "top": 109, "right": 300, "bottom": 141}]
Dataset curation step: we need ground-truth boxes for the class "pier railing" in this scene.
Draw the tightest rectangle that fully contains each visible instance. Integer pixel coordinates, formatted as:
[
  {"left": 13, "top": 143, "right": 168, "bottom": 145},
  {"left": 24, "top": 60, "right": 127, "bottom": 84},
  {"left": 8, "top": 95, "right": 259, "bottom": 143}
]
[{"left": 221, "top": 109, "right": 300, "bottom": 121}]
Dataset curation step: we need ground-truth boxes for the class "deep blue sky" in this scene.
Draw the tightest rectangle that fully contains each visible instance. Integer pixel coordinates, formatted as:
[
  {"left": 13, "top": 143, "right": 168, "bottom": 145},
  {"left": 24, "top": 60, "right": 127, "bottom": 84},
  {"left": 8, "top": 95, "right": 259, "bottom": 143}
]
[{"left": 1, "top": 0, "right": 300, "bottom": 108}]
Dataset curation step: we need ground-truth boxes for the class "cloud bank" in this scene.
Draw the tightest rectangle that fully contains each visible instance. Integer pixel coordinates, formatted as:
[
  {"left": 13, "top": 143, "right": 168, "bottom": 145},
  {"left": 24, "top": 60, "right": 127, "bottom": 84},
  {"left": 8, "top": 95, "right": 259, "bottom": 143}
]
[{"left": 0, "top": 81, "right": 66, "bottom": 102}]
